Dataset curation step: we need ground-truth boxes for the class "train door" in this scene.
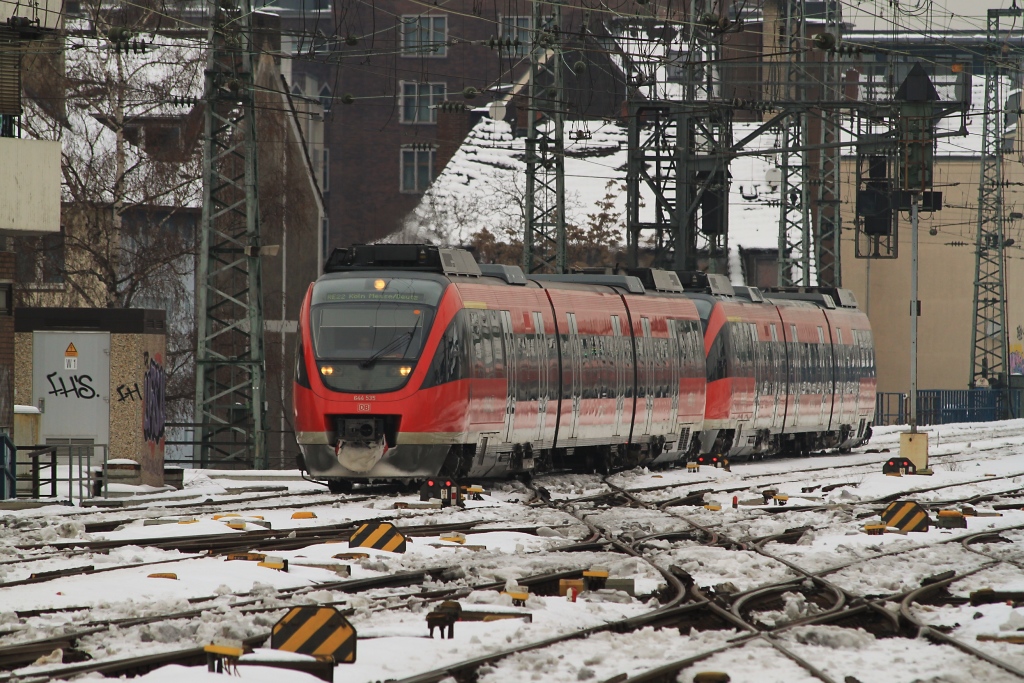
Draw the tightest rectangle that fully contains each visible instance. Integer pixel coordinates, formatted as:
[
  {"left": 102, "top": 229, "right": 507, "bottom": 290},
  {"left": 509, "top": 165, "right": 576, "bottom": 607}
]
[
  {"left": 611, "top": 315, "right": 625, "bottom": 437},
  {"left": 640, "top": 317, "right": 654, "bottom": 436},
  {"left": 769, "top": 324, "right": 781, "bottom": 428},
  {"left": 833, "top": 327, "right": 845, "bottom": 430},
  {"left": 666, "top": 320, "right": 682, "bottom": 439},
  {"left": 533, "top": 311, "right": 548, "bottom": 443},
  {"left": 817, "top": 326, "right": 829, "bottom": 427},
  {"left": 501, "top": 310, "right": 517, "bottom": 443},
  {"left": 566, "top": 312, "right": 582, "bottom": 439},
  {"left": 788, "top": 323, "right": 801, "bottom": 427},
  {"left": 747, "top": 322, "right": 760, "bottom": 426}
]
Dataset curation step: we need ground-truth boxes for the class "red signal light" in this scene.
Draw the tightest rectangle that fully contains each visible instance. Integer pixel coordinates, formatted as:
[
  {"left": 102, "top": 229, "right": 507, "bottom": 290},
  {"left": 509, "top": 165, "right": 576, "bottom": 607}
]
[
  {"left": 888, "top": 461, "right": 894, "bottom": 466},
  {"left": 445, "top": 480, "right": 452, "bottom": 487},
  {"left": 427, "top": 480, "right": 435, "bottom": 487}
]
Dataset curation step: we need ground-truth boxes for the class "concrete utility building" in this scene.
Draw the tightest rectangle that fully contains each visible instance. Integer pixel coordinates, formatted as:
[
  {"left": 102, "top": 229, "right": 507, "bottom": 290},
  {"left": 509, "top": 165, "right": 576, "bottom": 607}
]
[{"left": 14, "top": 308, "right": 167, "bottom": 485}]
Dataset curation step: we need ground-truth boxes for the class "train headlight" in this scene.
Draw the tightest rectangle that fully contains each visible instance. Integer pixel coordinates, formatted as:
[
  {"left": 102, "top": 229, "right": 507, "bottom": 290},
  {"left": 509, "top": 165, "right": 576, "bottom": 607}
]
[
  {"left": 399, "top": 366, "right": 412, "bottom": 376},
  {"left": 374, "top": 278, "right": 387, "bottom": 290},
  {"left": 320, "top": 365, "right": 334, "bottom": 376}
]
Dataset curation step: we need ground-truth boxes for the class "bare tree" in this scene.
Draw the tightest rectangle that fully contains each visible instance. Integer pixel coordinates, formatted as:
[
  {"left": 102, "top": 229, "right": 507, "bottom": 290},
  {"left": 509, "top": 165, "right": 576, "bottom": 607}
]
[{"left": 16, "top": 1, "right": 204, "bottom": 419}]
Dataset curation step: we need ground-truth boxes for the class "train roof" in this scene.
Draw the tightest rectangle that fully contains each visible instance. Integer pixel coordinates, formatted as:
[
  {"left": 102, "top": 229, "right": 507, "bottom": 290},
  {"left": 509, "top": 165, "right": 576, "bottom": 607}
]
[{"left": 320, "top": 245, "right": 861, "bottom": 312}]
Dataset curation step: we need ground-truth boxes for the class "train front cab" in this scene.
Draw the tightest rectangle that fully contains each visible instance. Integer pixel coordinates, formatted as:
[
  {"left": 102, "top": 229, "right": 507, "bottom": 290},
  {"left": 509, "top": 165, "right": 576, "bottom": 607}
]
[{"left": 293, "top": 267, "right": 475, "bottom": 483}]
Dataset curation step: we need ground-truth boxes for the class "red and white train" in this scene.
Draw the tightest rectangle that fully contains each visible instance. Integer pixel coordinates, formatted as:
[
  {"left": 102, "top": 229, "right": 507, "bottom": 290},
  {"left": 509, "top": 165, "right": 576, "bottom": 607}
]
[{"left": 293, "top": 245, "right": 876, "bottom": 489}]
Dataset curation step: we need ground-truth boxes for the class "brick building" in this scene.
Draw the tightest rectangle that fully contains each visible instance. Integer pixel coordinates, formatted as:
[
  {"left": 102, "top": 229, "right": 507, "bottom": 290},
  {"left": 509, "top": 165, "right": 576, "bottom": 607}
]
[{"left": 281, "top": 0, "right": 629, "bottom": 247}]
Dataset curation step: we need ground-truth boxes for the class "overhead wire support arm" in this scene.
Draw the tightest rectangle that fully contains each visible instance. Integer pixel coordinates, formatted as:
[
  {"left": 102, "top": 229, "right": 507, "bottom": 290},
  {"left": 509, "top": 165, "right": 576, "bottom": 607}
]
[
  {"left": 523, "top": 2, "right": 566, "bottom": 275},
  {"left": 194, "top": 0, "right": 268, "bottom": 468}
]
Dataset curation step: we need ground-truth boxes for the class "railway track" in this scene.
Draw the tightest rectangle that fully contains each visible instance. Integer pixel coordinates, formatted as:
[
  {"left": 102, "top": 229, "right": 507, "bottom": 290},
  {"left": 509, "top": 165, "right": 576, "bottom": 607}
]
[{"left": 4, "top": 433, "right": 1024, "bottom": 682}]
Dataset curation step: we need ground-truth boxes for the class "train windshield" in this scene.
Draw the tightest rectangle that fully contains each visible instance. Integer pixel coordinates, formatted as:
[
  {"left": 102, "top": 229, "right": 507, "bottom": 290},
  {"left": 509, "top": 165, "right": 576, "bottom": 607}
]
[{"left": 308, "top": 277, "right": 445, "bottom": 392}]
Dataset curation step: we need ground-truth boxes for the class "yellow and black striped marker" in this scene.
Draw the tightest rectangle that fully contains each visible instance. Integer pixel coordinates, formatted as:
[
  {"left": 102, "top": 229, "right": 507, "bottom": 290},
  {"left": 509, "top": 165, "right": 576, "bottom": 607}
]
[
  {"left": 348, "top": 522, "right": 407, "bottom": 553},
  {"left": 271, "top": 606, "right": 357, "bottom": 662},
  {"left": 881, "top": 500, "right": 931, "bottom": 532}
]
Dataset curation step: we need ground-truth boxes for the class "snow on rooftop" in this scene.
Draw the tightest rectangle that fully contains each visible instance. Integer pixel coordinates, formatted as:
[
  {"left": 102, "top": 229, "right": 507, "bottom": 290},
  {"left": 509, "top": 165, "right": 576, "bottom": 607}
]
[{"left": 402, "top": 115, "right": 790, "bottom": 282}]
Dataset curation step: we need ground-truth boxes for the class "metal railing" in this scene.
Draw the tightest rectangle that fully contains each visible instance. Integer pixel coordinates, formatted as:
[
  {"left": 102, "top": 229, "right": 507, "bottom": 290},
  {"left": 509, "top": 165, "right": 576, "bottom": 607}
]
[
  {"left": 14, "top": 444, "right": 109, "bottom": 503},
  {"left": 1, "top": 435, "right": 15, "bottom": 501},
  {"left": 875, "top": 389, "right": 1022, "bottom": 426}
]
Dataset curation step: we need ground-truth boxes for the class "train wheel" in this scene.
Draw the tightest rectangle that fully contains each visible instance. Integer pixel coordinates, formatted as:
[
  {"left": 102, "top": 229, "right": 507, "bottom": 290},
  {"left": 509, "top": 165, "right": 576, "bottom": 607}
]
[{"left": 327, "top": 479, "right": 354, "bottom": 494}]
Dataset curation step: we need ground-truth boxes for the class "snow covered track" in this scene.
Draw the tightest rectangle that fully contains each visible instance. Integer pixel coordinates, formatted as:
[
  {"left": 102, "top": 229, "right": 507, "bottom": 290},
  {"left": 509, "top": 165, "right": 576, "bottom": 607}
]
[{"left": 2, "top": 421, "right": 1024, "bottom": 681}]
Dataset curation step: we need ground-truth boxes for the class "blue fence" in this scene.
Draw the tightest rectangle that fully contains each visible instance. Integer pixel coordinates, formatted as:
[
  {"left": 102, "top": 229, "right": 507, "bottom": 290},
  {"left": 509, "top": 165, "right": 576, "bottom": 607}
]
[{"left": 874, "top": 389, "right": 1022, "bottom": 427}]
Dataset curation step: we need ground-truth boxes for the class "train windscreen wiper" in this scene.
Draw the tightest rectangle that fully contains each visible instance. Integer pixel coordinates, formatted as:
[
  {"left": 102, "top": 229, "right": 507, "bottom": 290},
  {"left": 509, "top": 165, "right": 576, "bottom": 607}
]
[{"left": 359, "top": 333, "right": 411, "bottom": 369}]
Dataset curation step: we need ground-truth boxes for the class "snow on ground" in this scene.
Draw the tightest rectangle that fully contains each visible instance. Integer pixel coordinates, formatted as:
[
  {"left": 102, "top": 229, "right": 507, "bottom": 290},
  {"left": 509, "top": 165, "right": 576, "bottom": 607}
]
[{"left": 3, "top": 418, "right": 1024, "bottom": 682}]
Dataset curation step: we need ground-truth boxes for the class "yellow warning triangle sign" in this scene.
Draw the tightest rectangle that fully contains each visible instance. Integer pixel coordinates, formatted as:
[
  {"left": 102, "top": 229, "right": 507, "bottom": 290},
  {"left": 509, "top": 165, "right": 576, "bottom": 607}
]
[{"left": 65, "top": 343, "right": 78, "bottom": 357}]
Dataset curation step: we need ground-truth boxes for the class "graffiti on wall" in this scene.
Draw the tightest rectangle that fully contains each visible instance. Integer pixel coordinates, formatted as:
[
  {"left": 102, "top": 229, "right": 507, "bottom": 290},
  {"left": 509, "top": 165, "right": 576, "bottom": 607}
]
[
  {"left": 142, "top": 352, "right": 166, "bottom": 445},
  {"left": 116, "top": 383, "right": 142, "bottom": 402},
  {"left": 46, "top": 372, "right": 96, "bottom": 399},
  {"left": 1011, "top": 344, "right": 1024, "bottom": 376}
]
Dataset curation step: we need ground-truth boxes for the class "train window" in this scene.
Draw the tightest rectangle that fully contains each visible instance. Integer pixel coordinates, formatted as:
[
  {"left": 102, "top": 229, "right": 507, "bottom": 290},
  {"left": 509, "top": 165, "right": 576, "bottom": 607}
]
[
  {"left": 479, "top": 311, "right": 493, "bottom": 373},
  {"left": 770, "top": 324, "right": 778, "bottom": 342},
  {"left": 490, "top": 310, "right": 505, "bottom": 377},
  {"left": 836, "top": 328, "right": 843, "bottom": 345},
  {"left": 422, "top": 310, "right": 469, "bottom": 388},
  {"left": 706, "top": 323, "right": 729, "bottom": 383}
]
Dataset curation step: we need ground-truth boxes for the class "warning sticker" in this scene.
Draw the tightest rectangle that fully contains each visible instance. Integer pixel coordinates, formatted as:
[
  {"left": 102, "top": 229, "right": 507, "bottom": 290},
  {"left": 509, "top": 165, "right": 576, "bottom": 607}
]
[{"left": 65, "top": 343, "right": 78, "bottom": 370}]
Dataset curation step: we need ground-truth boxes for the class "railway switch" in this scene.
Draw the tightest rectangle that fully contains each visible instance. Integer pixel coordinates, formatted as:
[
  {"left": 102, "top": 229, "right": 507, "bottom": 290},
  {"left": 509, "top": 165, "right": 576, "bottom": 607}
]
[
  {"left": 502, "top": 588, "right": 531, "bottom": 606},
  {"left": 864, "top": 523, "right": 887, "bottom": 535},
  {"left": 205, "top": 642, "right": 244, "bottom": 674},
  {"left": 935, "top": 509, "right": 967, "bottom": 529},
  {"left": 686, "top": 462, "right": 700, "bottom": 473},
  {"left": 292, "top": 511, "right": 318, "bottom": 519},
  {"left": 426, "top": 600, "right": 462, "bottom": 639},
  {"left": 583, "top": 566, "right": 609, "bottom": 591}
]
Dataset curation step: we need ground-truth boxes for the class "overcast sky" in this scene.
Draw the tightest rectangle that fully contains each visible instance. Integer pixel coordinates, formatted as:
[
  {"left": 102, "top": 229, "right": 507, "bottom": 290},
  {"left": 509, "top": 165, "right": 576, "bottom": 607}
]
[{"left": 845, "top": 0, "right": 1024, "bottom": 32}]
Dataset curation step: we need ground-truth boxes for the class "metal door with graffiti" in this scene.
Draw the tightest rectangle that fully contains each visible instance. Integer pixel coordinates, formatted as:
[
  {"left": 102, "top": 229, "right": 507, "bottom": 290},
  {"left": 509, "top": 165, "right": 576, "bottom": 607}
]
[{"left": 32, "top": 332, "right": 110, "bottom": 448}]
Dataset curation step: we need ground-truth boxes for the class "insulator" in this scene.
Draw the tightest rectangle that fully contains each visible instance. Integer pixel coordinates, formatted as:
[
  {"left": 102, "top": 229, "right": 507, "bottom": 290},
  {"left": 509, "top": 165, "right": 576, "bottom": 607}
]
[
  {"left": 341, "top": 93, "right": 355, "bottom": 104},
  {"left": 813, "top": 32, "right": 837, "bottom": 51},
  {"left": 345, "top": 34, "right": 357, "bottom": 46},
  {"left": 462, "top": 86, "right": 479, "bottom": 99}
]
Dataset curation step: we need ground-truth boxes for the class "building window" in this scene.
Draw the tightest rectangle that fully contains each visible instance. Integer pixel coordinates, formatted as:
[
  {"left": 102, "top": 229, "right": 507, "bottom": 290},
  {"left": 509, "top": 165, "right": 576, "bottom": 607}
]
[
  {"left": 319, "top": 84, "right": 332, "bottom": 111},
  {"left": 14, "top": 232, "right": 64, "bottom": 286},
  {"left": 401, "top": 82, "right": 445, "bottom": 123},
  {"left": 401, "top": 15, "right": 447, "bottom": 56},
  {"left": 500, "top": 16, "right": 531, "bottom": 57},
  {"left": 400, "top": 147, "right": 436, "bottom": 193},
  {"left": 0, "top": 283, "right": 11, "bottom": 315}
]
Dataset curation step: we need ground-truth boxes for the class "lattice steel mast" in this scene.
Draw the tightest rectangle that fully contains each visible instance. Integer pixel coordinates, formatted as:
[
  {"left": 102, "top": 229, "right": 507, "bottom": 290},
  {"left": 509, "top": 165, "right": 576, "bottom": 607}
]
[
  {"left": 777, "top": 0, "right": 812, "bottom": 286},
  {"left": 194, "top": 0, "right": 267, "bottom": 467},
  {"left": 970, "top": 6, "right": 1021, "bottom": 390},
  {"left": 815, "top": 0, "right": 843, "bottom": 287},
  {"left": 523, "top": 1, "right": 566, "bottom": 274},
  {"left": 625, "top": 0, "right": 729, "bottom": 270}
]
